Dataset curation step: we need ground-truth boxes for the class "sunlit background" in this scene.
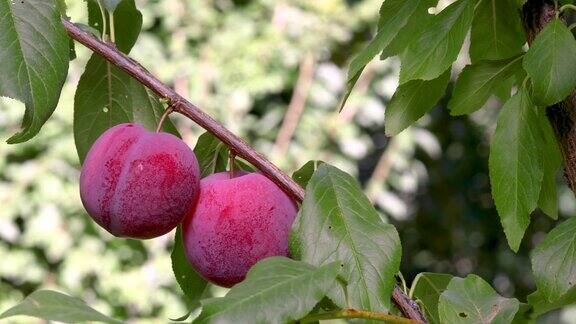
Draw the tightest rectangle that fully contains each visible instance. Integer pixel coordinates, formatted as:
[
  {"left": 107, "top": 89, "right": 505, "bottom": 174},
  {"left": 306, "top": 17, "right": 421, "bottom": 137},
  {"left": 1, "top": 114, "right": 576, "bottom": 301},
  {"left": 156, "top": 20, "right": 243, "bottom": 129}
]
[{"left": 1, "top": 0, "right": 575, "bottom": 322}]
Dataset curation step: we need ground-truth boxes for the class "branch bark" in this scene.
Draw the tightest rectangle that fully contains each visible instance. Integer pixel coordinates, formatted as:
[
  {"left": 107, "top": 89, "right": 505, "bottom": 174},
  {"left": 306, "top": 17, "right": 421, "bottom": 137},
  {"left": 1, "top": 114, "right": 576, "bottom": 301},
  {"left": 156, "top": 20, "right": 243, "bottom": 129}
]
[
  {"left": 61, "top": 18, "right": 304, "bottom": 203},
  {"left": 61, "top": 17, "right": 426, "bottom": 322},
  {"left": 273, "top": 53, "right": 315, "bottom": 157},
  {"left": 299, "top": 307, "right": 420, "bottom": 324},
  {"left": 522, "top": 0, "right": 576, "bottom": 195}
]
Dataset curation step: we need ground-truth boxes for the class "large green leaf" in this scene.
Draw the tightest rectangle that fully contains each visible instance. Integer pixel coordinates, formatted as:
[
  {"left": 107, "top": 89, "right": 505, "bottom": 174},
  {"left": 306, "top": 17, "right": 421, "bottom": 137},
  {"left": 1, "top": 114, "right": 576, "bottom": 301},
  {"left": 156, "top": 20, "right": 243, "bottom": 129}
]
[
  {"left": 341, "top": 0, "right": 435, "bottom": 108},
  {"left": 531, "top": 217, "right": 576, "bottom": 303},
  {"left": 410, "top": 273, "right": 453, "bottom": 324},
  {"left": 194, "top": 257, "right": 341, "bottom": 324},
  {"left": 73, "top": 55, "right": 174, "bottom": 162},
  {"left": 88, "top": 0, "right": 142, "bottom": 54},
  {"left": 449, "top": 56, "right": 523, "bottom": 116},
  {"left": 523, "top": 19, "right": 576, "bottom": 106},
  {"left": 469, "top": 0, "right": 525, "bottom": 63},
  {"left": 489, "top": 87, "right": 543, "bottom": 252},
  {"left": 193, "top": 132, "right": 229, "bottom": 178},
  {"left": 171, "top": 227, "right": 207, "bottom": 311},
  {"left": 0, "top": 290, "right": 122, "bottom": 323},
  {"left": 527, "top": 286, "right": 576, "bottom": 317},
  {"left": 290, "top": 164, "right": 401, "bottom": 312},
  {"left": 385, "top": 70, "right": 450, "bottom": 136},
  {"left": 0, "top": 0, "right": 69, "bottom": 143},
  {"left": 439, "top": 275, "right": 520, "bottom": 324},
  {"left": 292, "top": 160, "right": 325, "bottom": 187},
  {"left": 380, "top": 1, "right": 438, "bottom": 60},
  {"left": 399, "top": 0, "right": 474, "bottom": 84},
  {"left": 537, "top": 114, "right": 561, "bottom": 219}
]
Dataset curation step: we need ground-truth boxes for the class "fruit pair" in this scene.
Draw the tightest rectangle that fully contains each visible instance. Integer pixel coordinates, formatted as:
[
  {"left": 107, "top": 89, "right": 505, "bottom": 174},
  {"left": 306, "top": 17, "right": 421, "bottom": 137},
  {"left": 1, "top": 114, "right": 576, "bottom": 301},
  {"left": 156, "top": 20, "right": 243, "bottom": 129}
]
[{"left": 80, "top": 123, "right": 297, "bottom": 287}]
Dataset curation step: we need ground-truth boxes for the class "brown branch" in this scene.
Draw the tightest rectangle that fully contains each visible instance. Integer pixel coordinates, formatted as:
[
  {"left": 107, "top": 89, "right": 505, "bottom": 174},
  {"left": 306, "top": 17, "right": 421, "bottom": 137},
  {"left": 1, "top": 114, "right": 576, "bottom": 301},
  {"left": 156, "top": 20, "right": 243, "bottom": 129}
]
[
  {"left": 522, "top": 0, "right": 576, "bottom": 196},
  {"left": 338, "top": 59, "right": 378, "bottom": 123},
  {"left": 273, "top": 53, "right": 315, "bottom": 157},
  {"left": 298, "top": 307, "right": 421, "bottom": 324},
  {"left": 366, "top": 138, "right": 400, "bottom": 202},
  {"left": 61, "top": 17, "right": 304, "bottom": 203},
  {"left": 61, "top": 17, "right": 426, "bottom": 322}
]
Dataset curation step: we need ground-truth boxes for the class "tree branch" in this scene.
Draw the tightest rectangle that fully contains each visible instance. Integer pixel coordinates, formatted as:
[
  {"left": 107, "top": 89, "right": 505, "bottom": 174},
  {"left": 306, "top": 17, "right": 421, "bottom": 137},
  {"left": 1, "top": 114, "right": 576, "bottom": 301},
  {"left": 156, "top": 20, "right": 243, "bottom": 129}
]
[
  {"left": 61, "top": 17, "right": 427, "bottom": 322},
  {"left": 523, "top": 0, "right": 576, "bottom": 196},
  {"left": 273, "top": 52, "right": 315, "bottom": 157},
  {"left": 298, "top": 308, "right": 421, "bottom": 324},
  {"left": 61, "top": 18, "right": 304, "bottom": 203}
]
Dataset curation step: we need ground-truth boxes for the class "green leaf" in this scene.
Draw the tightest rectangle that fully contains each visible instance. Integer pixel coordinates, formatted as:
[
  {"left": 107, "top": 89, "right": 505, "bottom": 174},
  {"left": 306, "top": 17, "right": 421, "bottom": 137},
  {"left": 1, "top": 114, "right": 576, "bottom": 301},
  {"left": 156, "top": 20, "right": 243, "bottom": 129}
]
[
  {"left": 494, "top": 77, "right": 514, "bottom": 102},
  {"left": 410, "top": 273, "right": 453, "bottom": 324},
  {"left": 0, "top": 0, "right": 70, "bottom": 143},
  {"left": 341, "top": 0, "right": 435, "bottom": 109},
  {"left": 380, "top": 1, "right": 438, "bottom": 60},
  {"left": 531, "top": 217, "right": 576, "bottom": 303},
  {"left": 489, "top": 87, "right": 543, "bottom": 252},
  {"left": 292, "top": 160, "right": 325, "bottom": 187},
  {"left": 399, "top": 0, "right": 474, "bottom": 84},
  {"left": 449, "top": 56, "right": 523, "bottom": 116},
  {"left": 523, "top": 19, "right": 576, "bottom": 106},
  {"left": 193, "top": 132, "right": 229, "bottom": 178},
  {"left": 0, "top": 290, "right": 122, "bottom": 323},
  {"left": 511, "top": 303, "right": 533, "bottom": 324},
  {"left": 385, "top": 70, "right": 450, "bottom": 136},
  {"left": 290, "top": 164, "right": 401, "bottom": 312},
  {"left": 171, "top": 227, "right": 207, "bottom": 313},
  {"left": 469, "top": 0, "right": 525, "bottom": 63},
  {"left": 88, "top": 0, "right": 142, "bottom": 54},
  {"left": 537, "top": 114, "right": 561, "bottom": 219},
  {"left": 194, "top": 257, "right": 341, "bottom": 324},
  {"left": 235, "top": 158, "right": 255, "bottom": 172},
  {"left": 438, "top": 275, "right": 520, "bottom": 324},
  {"left": 73, "top": 55, "right": 173, "bottom": 162},
  {"left": 527, "top": 285, "right": 576, "bottom": 317}
]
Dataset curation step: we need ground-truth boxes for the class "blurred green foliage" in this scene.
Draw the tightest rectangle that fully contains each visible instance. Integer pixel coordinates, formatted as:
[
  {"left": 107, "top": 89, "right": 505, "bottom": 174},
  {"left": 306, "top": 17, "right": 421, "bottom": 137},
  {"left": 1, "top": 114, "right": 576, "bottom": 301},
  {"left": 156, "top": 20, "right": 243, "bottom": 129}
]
[{"left": 1, "top": 0, "right": 576, "bottom": 322}]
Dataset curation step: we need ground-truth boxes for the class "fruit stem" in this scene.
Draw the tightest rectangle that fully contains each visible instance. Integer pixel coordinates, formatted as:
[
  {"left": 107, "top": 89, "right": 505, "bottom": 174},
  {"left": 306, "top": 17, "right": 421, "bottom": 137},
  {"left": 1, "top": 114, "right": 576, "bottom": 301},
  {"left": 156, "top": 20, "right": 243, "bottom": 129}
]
[
  {"left": 156, "top": 105, "right": 174, "bottom": 133},
  {"left": 229, "top": 151, "right": 237, "bottom": 179}
]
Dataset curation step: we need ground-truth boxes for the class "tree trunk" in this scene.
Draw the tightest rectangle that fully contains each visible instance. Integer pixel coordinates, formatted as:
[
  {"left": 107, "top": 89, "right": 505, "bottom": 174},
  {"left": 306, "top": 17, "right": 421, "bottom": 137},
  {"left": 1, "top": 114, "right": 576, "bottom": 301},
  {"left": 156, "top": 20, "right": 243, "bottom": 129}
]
[{"left": 523, "top": 0, "right": 576, "bottom": 194}]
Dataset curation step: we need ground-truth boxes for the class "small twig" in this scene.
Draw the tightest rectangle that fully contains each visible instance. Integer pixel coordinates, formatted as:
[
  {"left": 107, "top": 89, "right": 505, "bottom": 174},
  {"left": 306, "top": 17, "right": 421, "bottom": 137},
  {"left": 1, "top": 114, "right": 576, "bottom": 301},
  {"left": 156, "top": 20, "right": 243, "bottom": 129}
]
[
  {"left": 366, "top": 138, "right": 400, "bottom": 202},
  {"left": 392, "top": 287, "right": 428, "bottom": 323},
  {"left": 273, "top": 53, "right": 315, "bottom": 158},
  {"left": 298, "top": 308, "right": 421, "bottom": 324},
  {"left": 156, "top": 104, "right": 174, "bottom": 133},
  {"left": 61, "top": 17, "right": 427, "bottom": 322},
  {"left": 338, "top": 59, "right": 377, "bottom": 123}
]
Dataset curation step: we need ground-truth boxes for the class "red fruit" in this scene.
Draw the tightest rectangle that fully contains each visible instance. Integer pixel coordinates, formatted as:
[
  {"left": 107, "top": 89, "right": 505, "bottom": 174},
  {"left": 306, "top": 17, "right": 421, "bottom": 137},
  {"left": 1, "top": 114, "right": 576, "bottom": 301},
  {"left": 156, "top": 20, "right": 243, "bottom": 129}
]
[
  {"left": 80, "top": 123, "right": 200, "bottom": 239},
  {"left": 182, "top": 172, "right": 297, "bottom": 287}
]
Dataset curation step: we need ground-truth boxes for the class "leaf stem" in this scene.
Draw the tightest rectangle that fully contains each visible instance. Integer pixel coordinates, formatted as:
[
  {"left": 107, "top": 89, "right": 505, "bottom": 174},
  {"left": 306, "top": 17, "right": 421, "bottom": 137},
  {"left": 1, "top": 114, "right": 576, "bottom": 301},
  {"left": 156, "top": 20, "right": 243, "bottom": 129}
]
[
  {"left": 559, "top": 3, "right": 576, "bottom": 14},
  {"left": 299, "top": 308, "right": 421, "bottom": 324},
  {"left": 97, "top": 1, "right": 107, "bottom": 41},
  {"left": 108, "top": 10, "right": 116, "bottom": 43}
]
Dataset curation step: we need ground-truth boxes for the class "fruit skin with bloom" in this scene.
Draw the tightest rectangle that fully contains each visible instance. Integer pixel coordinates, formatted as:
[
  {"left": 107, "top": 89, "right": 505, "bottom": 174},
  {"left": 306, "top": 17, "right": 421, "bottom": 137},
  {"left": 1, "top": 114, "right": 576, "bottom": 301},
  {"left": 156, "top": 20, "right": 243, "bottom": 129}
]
[
  {"left": 80, "top": 123, "right": 200, "bottom": 239},
  {"left": 182, "top": 172, "right": 298, "bottom": 287}
]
